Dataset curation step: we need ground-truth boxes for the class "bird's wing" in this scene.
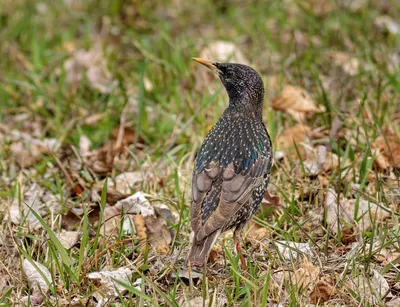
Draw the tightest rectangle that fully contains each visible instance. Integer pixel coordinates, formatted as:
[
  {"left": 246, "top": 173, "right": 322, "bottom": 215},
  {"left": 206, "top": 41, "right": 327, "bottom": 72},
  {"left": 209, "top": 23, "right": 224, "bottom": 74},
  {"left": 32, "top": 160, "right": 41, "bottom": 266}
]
[{"left": 191, "top": 156, "right": 269, "bottom": 242}]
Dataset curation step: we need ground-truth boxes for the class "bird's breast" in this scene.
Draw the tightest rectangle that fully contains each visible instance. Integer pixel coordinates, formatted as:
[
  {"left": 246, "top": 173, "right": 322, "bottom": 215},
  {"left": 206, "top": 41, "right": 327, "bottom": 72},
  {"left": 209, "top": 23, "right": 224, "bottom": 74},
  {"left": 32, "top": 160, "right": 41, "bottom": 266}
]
[{"left": 195, "top": 115, "right": 270, "bottom": 174}]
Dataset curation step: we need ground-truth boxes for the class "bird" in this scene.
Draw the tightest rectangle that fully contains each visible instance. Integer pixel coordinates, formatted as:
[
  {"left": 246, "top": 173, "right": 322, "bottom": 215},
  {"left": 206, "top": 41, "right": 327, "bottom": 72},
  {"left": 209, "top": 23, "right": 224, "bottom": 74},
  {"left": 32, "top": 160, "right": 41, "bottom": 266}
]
[{"left": 187, "top": 58, "right": 273, "bottom": 269}]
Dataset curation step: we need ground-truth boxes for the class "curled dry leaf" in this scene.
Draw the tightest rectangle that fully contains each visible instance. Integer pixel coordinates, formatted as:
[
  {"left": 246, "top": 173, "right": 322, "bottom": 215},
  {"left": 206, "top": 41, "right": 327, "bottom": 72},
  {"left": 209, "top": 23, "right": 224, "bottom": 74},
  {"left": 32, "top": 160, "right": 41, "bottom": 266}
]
[
  {"left": 293, "top": 258, "right": 320, "bottom": 291},
  {"left": 87, "top": 267, "right": 132, "bottom": 297},
  {"left": 325, "top": 188, "right": 390, "bottom": 234},
  {"left": 272, "top": 86, "right": 325, "bottom": 122},
  {"left": 275, "top": 241, "right": 313, "bottom": 260},
  {"left": 64, "top": 44, "right": 117, "bottom": 93},
  {"left": 310, "top": 279, "right": 335, "bottom": 304},
  {"left": 22, "top": 259, "right": 52, "bottom": 292},
  {"left": 56, "top": 231, "right": 81, "bottom": 249},
  {"left": 195, "top": 41, "right": 248, "bottom": 93}
]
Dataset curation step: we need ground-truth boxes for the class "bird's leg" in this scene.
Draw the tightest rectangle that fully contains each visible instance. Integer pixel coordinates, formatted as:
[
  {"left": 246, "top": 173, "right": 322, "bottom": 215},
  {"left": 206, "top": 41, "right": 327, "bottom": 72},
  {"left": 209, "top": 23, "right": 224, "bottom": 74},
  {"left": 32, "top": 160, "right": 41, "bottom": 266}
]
[{"left": 233, "top": 227, "right": 247, "bottom": 271}]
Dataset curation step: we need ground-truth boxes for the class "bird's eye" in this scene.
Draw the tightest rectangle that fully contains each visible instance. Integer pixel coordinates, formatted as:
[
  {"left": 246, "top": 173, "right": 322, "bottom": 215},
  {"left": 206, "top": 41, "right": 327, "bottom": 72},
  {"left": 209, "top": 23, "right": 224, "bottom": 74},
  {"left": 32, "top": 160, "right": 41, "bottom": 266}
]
[{"left": 224, "top": 69, "right": 234, "bottom": 78}]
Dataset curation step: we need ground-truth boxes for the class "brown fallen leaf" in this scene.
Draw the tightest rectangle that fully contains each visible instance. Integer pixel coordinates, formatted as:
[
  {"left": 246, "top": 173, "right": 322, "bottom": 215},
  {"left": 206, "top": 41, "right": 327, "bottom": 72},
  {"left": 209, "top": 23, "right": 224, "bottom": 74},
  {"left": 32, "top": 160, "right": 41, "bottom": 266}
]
[
  {"left": 276, "top": 124, "right": 312, "bottom": 159},
  {"left": 246, "top": 220, "right": 269, "bottom": 242},
  {"left": 341, "top": 226, "right": 358, "bottom": 245},
  {"left": 144, "top": 215, "right": 172, "bottom": 255},
  {"left": 310, "top": 279, "right": 335, "bottom": 304},
  {"left": 293, "top": 258, "right": 320, "bottom": 291},
  {"left": 133, "top": 215, "right": 147, "bottom": 252},
  {"left": 373, "top": 132, "right": 400, "bottom": 169},
  {"left": 272, "top": 86, "right": 325, "bottom": 121}
]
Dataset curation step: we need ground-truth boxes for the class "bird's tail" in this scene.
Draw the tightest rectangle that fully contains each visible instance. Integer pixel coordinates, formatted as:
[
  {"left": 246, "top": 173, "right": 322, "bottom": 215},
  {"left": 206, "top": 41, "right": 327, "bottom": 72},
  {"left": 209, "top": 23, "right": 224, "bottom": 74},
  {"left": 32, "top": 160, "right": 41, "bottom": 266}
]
[{"left": 185, "top": 231, "right": 220, "bottom": 267}]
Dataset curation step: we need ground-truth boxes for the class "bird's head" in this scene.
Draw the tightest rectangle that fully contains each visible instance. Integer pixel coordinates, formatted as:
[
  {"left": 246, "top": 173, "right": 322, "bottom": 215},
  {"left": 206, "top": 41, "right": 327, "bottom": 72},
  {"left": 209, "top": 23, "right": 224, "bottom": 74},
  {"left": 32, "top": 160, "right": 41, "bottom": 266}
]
[{"left": 193, "top": 58, "right": 264, "bottom": 112}]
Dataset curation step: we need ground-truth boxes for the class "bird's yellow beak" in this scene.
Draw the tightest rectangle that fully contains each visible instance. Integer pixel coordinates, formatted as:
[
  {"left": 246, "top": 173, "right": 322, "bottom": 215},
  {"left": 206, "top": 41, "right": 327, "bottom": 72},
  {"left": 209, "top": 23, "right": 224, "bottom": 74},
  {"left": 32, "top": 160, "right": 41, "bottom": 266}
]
[{"left": 192, "top": 58, "right": 218, "bottom": 72}]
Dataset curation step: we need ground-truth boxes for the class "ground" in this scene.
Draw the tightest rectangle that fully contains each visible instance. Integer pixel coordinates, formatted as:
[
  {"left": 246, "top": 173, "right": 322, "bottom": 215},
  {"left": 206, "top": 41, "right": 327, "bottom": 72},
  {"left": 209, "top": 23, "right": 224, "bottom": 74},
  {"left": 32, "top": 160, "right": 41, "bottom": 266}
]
[{"left": 0, "top": 0, "right": 399, "bottom": 306}]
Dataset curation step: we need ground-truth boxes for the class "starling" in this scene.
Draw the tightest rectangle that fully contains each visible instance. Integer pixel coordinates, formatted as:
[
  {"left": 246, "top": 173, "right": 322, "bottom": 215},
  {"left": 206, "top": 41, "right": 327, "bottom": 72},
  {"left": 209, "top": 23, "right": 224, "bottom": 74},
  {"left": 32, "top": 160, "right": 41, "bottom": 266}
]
[{"left": 187, "top": 58, "right": 273, "bottom": 268}]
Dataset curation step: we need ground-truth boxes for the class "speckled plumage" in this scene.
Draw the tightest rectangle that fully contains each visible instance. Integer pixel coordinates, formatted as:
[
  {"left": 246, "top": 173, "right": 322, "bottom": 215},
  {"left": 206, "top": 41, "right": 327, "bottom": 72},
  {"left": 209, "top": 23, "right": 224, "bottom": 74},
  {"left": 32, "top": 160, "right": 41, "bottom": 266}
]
[{"left": 187, "top": 60, "right": 273, "bottom": 267}]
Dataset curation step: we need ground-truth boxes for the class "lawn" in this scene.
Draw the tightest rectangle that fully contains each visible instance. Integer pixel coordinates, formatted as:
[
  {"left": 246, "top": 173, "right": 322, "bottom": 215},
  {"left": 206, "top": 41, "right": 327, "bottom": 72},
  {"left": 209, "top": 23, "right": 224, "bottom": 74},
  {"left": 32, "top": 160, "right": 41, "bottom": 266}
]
[{"left": 0, "top": 0, "right": 399, "bottom": 306}]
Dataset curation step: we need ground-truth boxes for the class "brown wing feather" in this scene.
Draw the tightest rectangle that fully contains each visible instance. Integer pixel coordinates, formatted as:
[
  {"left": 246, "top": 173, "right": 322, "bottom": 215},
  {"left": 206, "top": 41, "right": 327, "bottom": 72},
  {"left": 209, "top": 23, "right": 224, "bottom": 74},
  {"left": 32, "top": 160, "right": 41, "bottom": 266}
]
[
  {"left": 192, "top": 156, "right": 269, "bottom": 242},
  {"left": 191, "top": 161, "right": 221, "bottom": 234}
]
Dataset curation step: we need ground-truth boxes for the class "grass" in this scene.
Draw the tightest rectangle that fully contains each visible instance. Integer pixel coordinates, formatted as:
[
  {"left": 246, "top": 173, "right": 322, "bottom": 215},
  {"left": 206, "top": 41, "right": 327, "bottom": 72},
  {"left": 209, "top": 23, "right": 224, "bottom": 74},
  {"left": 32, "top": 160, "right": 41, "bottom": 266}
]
[{"left": 0, "top": 0, "right": 399, "bottom": 306}]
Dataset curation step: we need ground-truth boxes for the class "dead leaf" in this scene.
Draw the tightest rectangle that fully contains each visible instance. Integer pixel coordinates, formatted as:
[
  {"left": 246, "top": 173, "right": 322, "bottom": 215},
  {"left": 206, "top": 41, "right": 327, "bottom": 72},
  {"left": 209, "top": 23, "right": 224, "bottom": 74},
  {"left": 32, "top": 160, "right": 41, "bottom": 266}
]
[
  {"left": 325, "top": 189, "right": 390, "bottom": 234},
  {"left": 56, "top": 231, "right": 81, "bottom": 249},
  {"left": 103, "top": 192, "right": 172, "bottom": 254},
  {"left": 64, "top": 44, "right": 117, "bottom": 93},
  {"left": 373, "top": 148, "right": 391, "bottom": 171},
  {"left": 183, "top": 297, "right": 209, "bottom": 307},
  {"left": 133, "top": 215, "right": 147, "bottom": 251},
  {"left": 375, "top": 15, "right": 400, "bottom": 35},
  {"left": 341, "top": 226, "right": 358, "bottom": 245},
  {"left": 373, "top": 133, "right": 400, "bottom": 169},
  {"left": 144, "top": 215, "right": 172, "bottom": 255},
  {"left": 22, "top": 259, "right": 52, "bottom": 294},
  {"left": 310, "top": 279, "right": 334, "bottom": 304},
  {"left": 114, "top": 192, "right": 155, "bottom": 216},
  {"left": 272, "top": 86, "right": 325, "bottom": 121},
  {"left": 386, "top": 297, "right": 400, "bottom": 307},
  {"left": 87, "top": 267, "right": 132, "bottom": 297},
  {"left": 261, "top": 188, "right": 281, "bottom": 213},
  {"left": 80, "top": 125, "right": 141, "bottom": 175},
  {"left": 0, "top": 124, "right": 60, "bottom": 168},
  {"left": 275, "top": 241, "right": 313, "bottom": 260},
  {"left": 276, "top": 124, "right": 312, "bottom": 159},
  {"left": 293, "top": 258, "right": 320, "bottom": 291},
  {"left": 246, "top": 220, "right": 269, "bottom": 242},
  {"left": 327, "top": 51, "right": 360, "bottom": 76},
  {"left": 317, "top": 145, "right": 339, "bottom": 172},
  {"left": 6, "top": 184, "right": 62, "bottom": 229},
  {"left": 346, "top": 269, "right": 390, "bottom": 305}
]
